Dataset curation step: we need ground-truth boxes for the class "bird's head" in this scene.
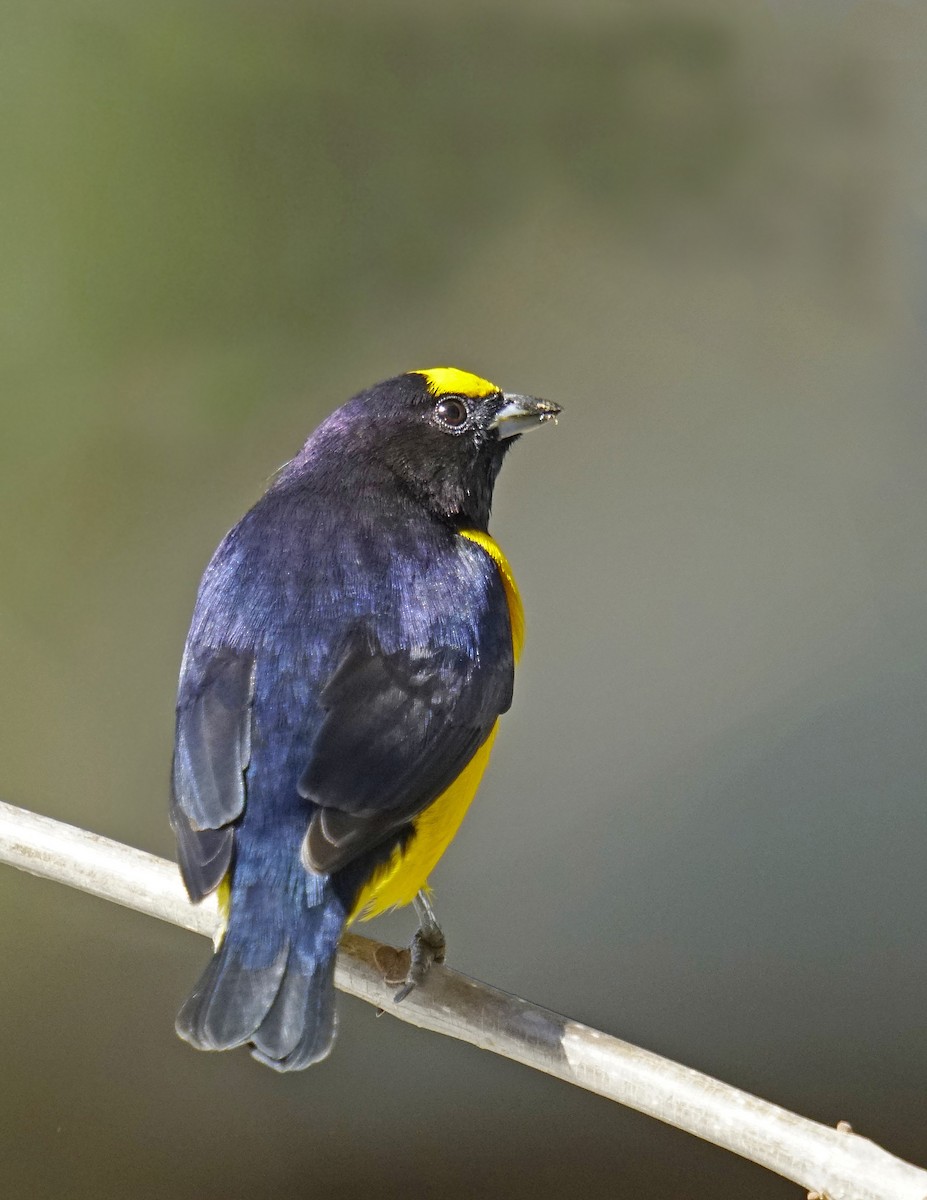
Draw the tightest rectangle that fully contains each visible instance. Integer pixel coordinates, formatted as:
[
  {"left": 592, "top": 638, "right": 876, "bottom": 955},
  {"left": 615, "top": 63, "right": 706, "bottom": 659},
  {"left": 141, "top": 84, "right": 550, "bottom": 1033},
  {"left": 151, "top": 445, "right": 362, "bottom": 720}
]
[{"left": 298, "top": 367, "right": 561, "bottom": 530}]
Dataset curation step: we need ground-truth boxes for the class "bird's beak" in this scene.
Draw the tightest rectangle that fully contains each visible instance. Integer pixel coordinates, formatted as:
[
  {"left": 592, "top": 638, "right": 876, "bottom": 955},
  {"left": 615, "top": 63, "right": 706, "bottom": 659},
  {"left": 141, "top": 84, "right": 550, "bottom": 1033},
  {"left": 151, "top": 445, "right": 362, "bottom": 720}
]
[{"left": 489, "top": 394, "right": 562, "bottom": 440}]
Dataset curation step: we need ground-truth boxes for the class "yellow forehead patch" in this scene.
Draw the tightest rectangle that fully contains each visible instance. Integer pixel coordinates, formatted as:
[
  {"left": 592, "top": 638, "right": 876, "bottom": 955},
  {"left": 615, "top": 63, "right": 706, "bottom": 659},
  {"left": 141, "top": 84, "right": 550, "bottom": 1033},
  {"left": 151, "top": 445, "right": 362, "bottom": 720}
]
[{"left": 414, "top": 367, "right": 499, "bottom": 399}]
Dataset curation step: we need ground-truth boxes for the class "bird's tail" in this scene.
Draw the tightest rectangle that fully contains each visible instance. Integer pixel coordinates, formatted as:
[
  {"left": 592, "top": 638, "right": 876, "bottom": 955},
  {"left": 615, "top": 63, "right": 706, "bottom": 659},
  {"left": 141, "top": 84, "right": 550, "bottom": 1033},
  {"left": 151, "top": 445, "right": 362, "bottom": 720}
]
[{"left": 175, "top": 873, "right": 345, "bottom": 1071}]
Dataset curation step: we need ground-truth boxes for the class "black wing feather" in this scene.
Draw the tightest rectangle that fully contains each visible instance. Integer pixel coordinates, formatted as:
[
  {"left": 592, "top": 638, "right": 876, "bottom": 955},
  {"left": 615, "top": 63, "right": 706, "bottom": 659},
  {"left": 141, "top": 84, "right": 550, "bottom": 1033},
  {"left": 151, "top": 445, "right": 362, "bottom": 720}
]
[{"left": 299, "top": 618, "right": 512, "bottom": 874}]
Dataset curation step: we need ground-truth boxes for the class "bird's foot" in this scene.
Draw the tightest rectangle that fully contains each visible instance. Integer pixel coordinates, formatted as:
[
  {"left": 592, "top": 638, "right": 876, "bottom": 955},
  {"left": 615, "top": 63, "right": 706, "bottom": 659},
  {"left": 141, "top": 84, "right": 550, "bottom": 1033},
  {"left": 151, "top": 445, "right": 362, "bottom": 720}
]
[
  {"left": 394, "top": 892, "right": 446, "bottom": 1003},
  {"left": 393, "top": 926, "right": 446, "bottom": 1003}
]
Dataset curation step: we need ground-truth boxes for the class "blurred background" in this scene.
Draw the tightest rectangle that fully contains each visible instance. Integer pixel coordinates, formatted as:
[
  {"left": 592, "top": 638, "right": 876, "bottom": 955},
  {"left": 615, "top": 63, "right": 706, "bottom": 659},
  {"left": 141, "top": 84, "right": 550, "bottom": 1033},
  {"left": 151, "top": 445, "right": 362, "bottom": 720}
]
[{"left": 1, "top": 0, "right": 925, "bottom": 1196}]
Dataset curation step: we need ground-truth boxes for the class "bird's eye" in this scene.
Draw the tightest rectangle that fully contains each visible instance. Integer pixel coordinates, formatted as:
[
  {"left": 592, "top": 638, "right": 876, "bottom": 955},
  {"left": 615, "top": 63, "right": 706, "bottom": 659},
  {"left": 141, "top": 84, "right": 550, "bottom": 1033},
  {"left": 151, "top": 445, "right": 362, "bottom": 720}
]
[{"left": 434, "top": 397, "right": 469, "bottom": 430}]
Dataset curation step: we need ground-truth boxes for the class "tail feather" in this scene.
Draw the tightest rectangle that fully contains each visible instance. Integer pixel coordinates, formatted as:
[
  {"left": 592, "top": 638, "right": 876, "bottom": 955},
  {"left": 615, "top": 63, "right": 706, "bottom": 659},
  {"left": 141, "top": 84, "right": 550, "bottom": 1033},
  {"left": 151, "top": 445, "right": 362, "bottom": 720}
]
[
  {"left": 176, "top": 883, "right": 344, "bottom": 1070},
  {"left": 175, "top": 941, "right": 289, "bottom": 1052},
  {"left": 250, "top": 951, "right": 337, "bottom": 1070}
]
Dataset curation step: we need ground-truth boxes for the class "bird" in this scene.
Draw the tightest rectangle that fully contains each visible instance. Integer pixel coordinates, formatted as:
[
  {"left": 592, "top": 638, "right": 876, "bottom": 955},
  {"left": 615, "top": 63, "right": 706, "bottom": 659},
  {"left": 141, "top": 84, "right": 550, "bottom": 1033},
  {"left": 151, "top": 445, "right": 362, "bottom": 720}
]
[{"left": 170, "top": 367, "right": 560, "bottom": 1070}]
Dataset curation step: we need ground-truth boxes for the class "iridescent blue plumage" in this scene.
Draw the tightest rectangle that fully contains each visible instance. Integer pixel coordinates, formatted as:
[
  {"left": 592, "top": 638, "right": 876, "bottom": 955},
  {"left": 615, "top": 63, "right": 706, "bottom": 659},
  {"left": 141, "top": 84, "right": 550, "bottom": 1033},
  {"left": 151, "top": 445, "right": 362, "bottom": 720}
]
[{"left": 171, "top": 370, "right": 558, "bottom": 1069}]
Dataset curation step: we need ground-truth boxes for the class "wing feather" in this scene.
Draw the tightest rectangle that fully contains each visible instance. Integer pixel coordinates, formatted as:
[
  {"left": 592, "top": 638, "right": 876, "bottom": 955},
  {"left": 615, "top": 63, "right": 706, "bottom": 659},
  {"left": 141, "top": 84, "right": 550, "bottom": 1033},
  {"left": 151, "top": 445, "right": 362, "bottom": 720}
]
[
  {"left": 171, "top": 645, "right": 255, "bottom": 899},
  {"left": 300, "top": 603, "right": 513, "bottom": 875}
]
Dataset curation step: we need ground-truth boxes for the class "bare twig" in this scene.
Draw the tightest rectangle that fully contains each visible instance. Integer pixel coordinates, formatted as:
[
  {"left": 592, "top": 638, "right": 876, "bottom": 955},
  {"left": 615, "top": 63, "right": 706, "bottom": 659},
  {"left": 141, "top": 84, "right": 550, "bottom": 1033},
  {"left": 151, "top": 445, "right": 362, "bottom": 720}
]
[{"left": 0, "top": 798, "right": 924, "bottom": 1200}]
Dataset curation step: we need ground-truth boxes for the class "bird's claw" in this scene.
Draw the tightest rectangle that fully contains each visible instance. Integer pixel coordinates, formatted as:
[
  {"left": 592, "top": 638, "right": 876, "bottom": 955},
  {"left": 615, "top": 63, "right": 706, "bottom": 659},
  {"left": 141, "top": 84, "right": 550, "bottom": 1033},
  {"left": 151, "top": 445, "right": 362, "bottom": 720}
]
[{"left": 393, "top": 924, "right": 446, "bottom": 1004}]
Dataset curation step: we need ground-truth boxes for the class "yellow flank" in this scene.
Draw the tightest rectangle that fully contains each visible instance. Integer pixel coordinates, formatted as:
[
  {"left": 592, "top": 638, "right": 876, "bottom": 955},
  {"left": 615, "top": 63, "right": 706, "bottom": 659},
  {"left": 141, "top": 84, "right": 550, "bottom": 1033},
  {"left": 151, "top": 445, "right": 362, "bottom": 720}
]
[
  {"left": 350, "top": 723, "right": 499, "bottom": 920},
  {"left": 414, "top": 366, "right": 500, "bottom": 400},
  {"left": 348, "top": 529, "right": 523, "bottom": 921},
  {"left": 213, "top": 874, "right": 232, "bottom": 950}
]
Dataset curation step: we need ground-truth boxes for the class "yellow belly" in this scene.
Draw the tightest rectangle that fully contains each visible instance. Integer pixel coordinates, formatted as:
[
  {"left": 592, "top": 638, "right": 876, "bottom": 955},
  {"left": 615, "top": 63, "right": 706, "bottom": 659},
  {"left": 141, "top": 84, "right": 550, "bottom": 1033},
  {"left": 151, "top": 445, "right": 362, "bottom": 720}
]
[{"left": 349, "top": 722, "right": 499, "bottom": 920}]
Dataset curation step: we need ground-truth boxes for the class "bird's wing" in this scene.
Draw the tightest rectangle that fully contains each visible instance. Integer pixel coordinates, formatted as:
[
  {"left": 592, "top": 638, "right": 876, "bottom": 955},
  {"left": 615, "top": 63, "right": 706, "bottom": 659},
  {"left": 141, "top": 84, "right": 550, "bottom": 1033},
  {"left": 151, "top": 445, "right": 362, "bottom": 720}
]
[
  {"left": 299, "top": 611, "right": 514, "bottom": 875},
  {"left": 171, "top": 645, "right": 255, "bottom": 900}
]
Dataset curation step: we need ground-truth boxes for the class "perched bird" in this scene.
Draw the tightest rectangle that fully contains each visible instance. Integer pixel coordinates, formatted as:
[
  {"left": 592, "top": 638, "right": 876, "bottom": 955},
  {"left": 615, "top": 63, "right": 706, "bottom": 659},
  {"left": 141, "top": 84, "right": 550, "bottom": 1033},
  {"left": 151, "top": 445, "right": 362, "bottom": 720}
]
[{"left": 171, "top": 367, "right": 560, "bottom": 1070}]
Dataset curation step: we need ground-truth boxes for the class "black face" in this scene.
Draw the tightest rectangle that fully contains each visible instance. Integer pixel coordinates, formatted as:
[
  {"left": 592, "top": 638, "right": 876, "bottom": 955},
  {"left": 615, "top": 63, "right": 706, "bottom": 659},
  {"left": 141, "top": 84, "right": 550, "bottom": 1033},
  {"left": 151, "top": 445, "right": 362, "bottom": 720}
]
[
  {"left": 282, "top": 369, "right": 559, "bottom": 532},
  {"left": 356, "top": 373, "right": 513, "bottom": 529}
]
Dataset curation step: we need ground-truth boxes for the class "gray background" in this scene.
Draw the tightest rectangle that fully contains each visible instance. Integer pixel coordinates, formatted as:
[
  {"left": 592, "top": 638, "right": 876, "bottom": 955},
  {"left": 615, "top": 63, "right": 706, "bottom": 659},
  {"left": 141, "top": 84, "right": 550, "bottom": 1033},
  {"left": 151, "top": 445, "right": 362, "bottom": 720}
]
[{"left": 1, "top": 1, "right": 925, "bottom": 1196}]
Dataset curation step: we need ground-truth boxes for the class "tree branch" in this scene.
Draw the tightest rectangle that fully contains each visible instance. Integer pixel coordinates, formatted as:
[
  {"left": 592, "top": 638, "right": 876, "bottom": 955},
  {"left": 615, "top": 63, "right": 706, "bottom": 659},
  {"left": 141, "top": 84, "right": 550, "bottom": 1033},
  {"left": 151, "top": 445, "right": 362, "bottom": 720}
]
[{"left": 0, "top": 798, "right": 923, "bottom": 1200}]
